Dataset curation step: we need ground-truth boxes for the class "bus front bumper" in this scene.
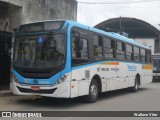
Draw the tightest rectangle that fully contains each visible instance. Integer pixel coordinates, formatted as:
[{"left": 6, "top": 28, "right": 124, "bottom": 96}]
[{"left": 12, "top": 80, "right": 71, "bottom": 98}]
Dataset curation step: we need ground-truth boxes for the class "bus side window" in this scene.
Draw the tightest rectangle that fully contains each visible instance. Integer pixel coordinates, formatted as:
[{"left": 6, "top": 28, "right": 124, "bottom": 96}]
[
  {"left": 141, "top": 48, "right": 146, "bottom": 63},
  {"left": 126, "top": 44, "right": 133, "bottom": 61},
  {"left": 93, "top": 35, "right": 103, "bottom": 60},
  {"left": 71, "top": 36, "right": 89, "bottom": 66},
  {"left": 116, "top": 41, "right": 125, "bottom": 61},
  {"left": 72, "top": 37, "right": 77, "bottom": 58},
  {"left": 134, "top": 46, "right": 140, "bottom": 62},
  {"left": 103, "top": 37, "right": 115, "bottom": 59},
  {"left": 146, "top": 50, "right": 151, "bottom": 63}
]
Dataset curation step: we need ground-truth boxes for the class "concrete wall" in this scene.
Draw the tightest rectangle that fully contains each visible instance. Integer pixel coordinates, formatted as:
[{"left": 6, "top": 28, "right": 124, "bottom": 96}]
[
  {"left": 0, "top": 0, "right": 77, "bottom": 32},
  {"left": 0, "top": 2, "right": 8, "bottom": 31},
  {"left": 23, "top": 0, "right": 77, "bottom": 24}
]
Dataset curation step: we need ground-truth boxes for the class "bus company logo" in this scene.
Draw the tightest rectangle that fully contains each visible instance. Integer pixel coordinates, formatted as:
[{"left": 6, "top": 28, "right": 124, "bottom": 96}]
[
  {"left": 110, "top": 68, "right": 119, "bottom": 72},
  {"left": 128, "top": 64, "right": 137, "bottom": 71},
  {"left": 33, "top": 79, "right": 39, "bottom": 84},
  {"left": 2, "top": 112, "right": 11, "bottom": 117},
  {"left": 37, "top": 37, "right": 44, "bottom": 44}
]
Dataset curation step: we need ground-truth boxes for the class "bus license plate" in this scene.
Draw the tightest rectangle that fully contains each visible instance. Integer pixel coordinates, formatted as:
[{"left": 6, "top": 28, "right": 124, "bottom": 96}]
[{"left": 31, "top": 86, "right": 40, "bottom": 91}]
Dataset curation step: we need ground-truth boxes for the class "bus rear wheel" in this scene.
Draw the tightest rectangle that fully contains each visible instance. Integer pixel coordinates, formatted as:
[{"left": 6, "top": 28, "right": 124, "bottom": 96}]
[
  {"left": 130, "top": 76, "right": 139, "bottom": 92},
  {"left": 84, "top": 79, "right": 99, "bottom": 103}
]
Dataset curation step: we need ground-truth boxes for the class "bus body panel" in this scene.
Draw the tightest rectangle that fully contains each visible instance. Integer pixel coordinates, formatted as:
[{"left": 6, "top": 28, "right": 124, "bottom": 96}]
[{"left": 70, "top": 61, "right": 152, "bottom": 98}]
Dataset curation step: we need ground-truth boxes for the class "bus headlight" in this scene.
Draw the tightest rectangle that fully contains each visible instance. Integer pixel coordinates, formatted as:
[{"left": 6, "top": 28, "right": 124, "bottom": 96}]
[
  {"left": 13, "top": 75, "right": 19, "bottom": 83},
  {"left": 55, "top": 74, "right": 68, "bottom": 85},
  {"left": 57, "top": 78, "right": 65, "bottom": 84}
]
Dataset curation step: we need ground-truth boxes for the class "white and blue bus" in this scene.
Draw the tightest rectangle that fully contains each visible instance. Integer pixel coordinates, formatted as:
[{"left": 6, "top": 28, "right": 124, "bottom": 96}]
[{"left": 12, "top": 20, "right": 152, "bottom": 102}]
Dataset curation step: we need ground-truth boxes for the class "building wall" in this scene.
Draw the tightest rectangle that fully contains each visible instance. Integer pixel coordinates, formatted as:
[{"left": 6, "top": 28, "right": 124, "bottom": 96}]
[
  {"left": 0, "top": 0, "right": 77, "bottom": 32},
  {"left": 0, "top": 0, "right": 77, "bottom": 90},
  {"left": 134, "top": 38, "right": 155, "bottom": 55}
]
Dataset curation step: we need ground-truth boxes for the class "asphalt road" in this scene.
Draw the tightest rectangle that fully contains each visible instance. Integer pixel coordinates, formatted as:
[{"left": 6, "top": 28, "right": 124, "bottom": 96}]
[{"left": 0, "top": 82, "right": 160, "bottom": 119}]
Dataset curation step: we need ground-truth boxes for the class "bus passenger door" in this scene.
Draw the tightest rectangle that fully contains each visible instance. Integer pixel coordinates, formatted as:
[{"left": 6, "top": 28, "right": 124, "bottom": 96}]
[{"left": 70, "top": 28, "right": 90, "bottom": 98}]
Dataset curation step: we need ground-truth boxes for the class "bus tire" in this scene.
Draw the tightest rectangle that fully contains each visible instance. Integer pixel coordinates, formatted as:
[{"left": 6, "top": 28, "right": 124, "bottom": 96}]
[
  {"left": 130, "top": 76, "right": 139, "bottom": 92},
  {"left": 84, "top": 79, "right": 99, "bottom": 103}
]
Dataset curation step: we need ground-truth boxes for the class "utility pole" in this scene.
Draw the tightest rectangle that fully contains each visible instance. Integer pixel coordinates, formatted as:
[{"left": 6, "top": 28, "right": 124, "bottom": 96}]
[{"left": 119, "top": 16, "right": 122, "bottom": 35}]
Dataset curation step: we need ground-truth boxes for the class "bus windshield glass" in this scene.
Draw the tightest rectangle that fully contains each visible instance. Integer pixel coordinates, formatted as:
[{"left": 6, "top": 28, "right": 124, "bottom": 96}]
[
  {"left": 153, "top": 58, "right": 160, "bottom": 72},
  {"left": 14, "top": 34, "right": 65, "bottom": 69}
]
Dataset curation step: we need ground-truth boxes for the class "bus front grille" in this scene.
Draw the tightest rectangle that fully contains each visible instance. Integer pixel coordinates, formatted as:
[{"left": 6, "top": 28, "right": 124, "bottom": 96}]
[{"left": 17, "top": 86, "right": 57, "bottom": 94}]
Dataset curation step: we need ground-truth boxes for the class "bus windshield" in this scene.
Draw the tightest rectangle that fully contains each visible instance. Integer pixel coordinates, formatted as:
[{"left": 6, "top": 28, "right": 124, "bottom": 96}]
[
  {"left": 153, "top": 58, "right": 160, "bottom": 72},
  {"left": 14, "top": 33, "right": 65, "bottom": 69}
]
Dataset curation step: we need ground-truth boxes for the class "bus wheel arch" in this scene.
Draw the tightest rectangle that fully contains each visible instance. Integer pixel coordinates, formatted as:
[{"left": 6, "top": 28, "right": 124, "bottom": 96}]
[
  {"left": 136, "top": 73, "right": 140, "bottom": 85},
  {"left": 130, "top": 73, "right": 140, "bottom": 92}
]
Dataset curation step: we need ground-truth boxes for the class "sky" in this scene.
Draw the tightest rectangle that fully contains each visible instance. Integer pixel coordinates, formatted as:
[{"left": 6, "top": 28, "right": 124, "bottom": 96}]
[{"left": 77, "top": 0, "right": 160, "bottom": 29}]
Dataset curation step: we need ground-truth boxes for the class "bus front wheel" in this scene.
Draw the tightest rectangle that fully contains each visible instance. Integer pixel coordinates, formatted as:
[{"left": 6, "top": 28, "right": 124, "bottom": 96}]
[{"left": 84, "top": 79, "right": 99, "bottom": 103}]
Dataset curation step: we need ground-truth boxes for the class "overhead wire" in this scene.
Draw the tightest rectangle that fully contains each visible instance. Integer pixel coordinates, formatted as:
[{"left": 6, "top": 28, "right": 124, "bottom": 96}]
[
  {"left": 78, "top": 0, "right": 160, "bottom": 4},
  {"left": 77, "top": 0, "right": 160, "bottom": 8}
]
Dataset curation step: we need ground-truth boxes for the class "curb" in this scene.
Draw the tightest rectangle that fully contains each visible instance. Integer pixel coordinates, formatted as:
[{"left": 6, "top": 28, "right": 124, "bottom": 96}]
[{"left": 0, "top": 90, "right": 14, "bottom": 97}]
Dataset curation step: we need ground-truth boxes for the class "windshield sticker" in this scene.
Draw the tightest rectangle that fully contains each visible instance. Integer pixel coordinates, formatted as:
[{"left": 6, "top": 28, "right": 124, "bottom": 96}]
[{"left": 37, "top": 37, "right": 44, "bottom": 44}]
